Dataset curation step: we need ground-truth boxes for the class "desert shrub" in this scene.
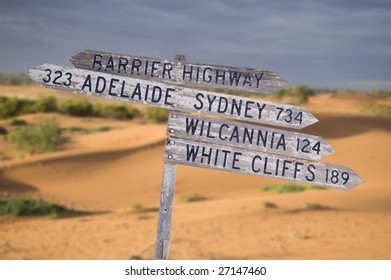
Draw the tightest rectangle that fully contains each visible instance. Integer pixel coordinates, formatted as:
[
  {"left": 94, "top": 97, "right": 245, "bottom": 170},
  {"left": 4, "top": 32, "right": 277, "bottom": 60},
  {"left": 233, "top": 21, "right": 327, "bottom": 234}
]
[
  {"left": 131, "top": 204, "right": 159, "bottom": 213},
  {"left": 259, "top": 184, "right": 324, "bottom": 194},
  {"left": 8, "top": 118, "right": 27, "bottom": 126},
  {"left": 305, "top": 203, "right": 331, "bottom": 210},
  {"left": 0, "top": 73, "right": 34, "bottom": 86},
  {"left": 93, "top": 103, "right": 139, "bottom": 119},
  {"left": 368, "top": 89, "right": 391, "bottom": 99},
  {"left": 262, "top": 201, "right": 278, "bottom": 208},
  {"left": 260, "top": 184, "right": 307, "bottom": 193},
  {"left": 274, "top": 85, "right": 314, "bottom": 104},
  {"left": 64, "top": 126, "right": 110, "bottom": 134},
  {"left": 7, "top": 119, "right": 64, "bottom": 154},
  {"left": 179, "top": 194, "right": 208, "bottom": 203},
  {"left": 146, "top": 107, "right": 169, "bottom": 123},
  {"left": 30, "top": 96, "right": 57, "bottom": 113},
  {"left": 0, "top": 97, "right": 25, "bottom": 119},
  {"left": 0, "top": 198, "right": 67, "bottom": 216},
  {"left": 362, "top": 103, "right": 391, "bottom": 118},
  {"left": 0, "top": 126, "right": 7, "bottom": 135},
  {"left": 59, "top": 99, "right": 93, "bottom": 117}
]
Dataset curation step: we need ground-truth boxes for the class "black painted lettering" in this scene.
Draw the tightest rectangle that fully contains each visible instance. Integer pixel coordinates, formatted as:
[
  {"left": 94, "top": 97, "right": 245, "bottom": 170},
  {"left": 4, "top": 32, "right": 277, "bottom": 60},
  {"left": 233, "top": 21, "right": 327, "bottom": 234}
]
[
  {"left": 164, "top": 88, "right": 174, "bottom": 106},
  {"left": 95, "top": 76, "right": 106, "bottom": 93},
  {"left": 275, "top": 134, "right": 286, "bottom": 151},
  {"left": 275, "top": 158, "right": 280, "bottom": 176},
  {"left": 257, "top": 130, "right": 268, "bottom": 147},
  {"left": 131, "top": 83, "right": 142, "bottom": 100},
  {"left": 257, "top": 103, "right": 266, "bottom": 119},
  {"left": 118, "top": 57, "right": 128, "bottom": 73},
  {"left": 215, "top": 69, "right": 225, "bottom": 85},
  {"left": 229, "top": 71, "right": 241, "bottom": 86},
  {"left": 263, "top": 157, "right": 273, "bottom": 175},
  {"left": 200, "top": 147, "right": 213, "bottom": 164},
  {"left": 293, "top": 162, "right": 304, "bottom": 179},
  {"left": 231, "top": 99, "right": 242, "bottom": 116},
  {"left": 244, "top": 101, "right": 254, "bottom": 118},
  {"left": 162, "top": 63, "right": 172, "bottom": 79},
  {"left": 207, "top": 95, "right": 217, "bottom": 111},
  {"left": 232, "top": 152, "right": 242, "bottom": 170},
  {"left": 151, "top": 61, "right": 160, "bottom": 77},
  {"left": 217, "top": 97, "right": 228, "bottom": 113},
  {"left": 186, "top": 144, "right": 199, "bottom": 162},
  {"left": 243, "top": 127, "right": 254, "bottom": 144},
  {"left": 221, "top": 150, "right": 231, "bottom": 168},
  {"left": 81, "top": 75, "right": 92, "bottom": 92},
  {"left": 206, "top": 122, "right": 215, "bottom": 139},
  {"left": 105, "top": 57, "right": 114, "bottom": 72},
  {"left": 255, "top": 73, "right": 263, "bottom": 88},
  {"left": 144, "top": 60, "right": 149, "bottom": 75},
  {"left": 183, "top": 65, "right": 193, "bottom": 81},
  {"left": 131, "top": 59, "right": 141, "bottom": 75},
  {"left": 120, "top": 80, "right": 128, "bottom": 98},
  {"left": 251, "top": 155, "right": 262, "bottom": 172},
  {"left": 219, "top": 124, "right": 229, "bottom": 140},
  {"left": 185, "top": 117, "right": 199, "bottom": 135},
  {"left": 108, "top": 78, "right": 119, "bottom": 96},
  {"left": 242, "top": 74, "right": 252, "bottom": 86},
  {"left": 214, "top": 149, "right": 220, "bottom": 166},
  {"left": 282, "top": 160, "right": 292, "bottom": 177},
  {"left": 92, "top": 54, "right": 102, "bottom": 70},
  {"left": 151, "top": 86, "right": 162, "bottom": 103},
  {"left": 229, "top": 127, "right": 239, "bottom": 142},
  {"left": 305, "top": 164, "right": 316, "bottom": 182},
  {"left": 144, "top": 85, "right": 150, "bottom": 101},
  {"left": 203, "top": 67, "right": 212, "bottom": 82},
  {"left": 194, "top": 93, "right": 204, "bottom": 110}
]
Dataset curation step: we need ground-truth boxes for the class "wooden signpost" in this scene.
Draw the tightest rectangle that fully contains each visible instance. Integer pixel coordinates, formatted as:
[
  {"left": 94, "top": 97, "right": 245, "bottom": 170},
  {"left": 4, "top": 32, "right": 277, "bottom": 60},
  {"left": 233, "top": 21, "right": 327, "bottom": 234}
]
[
  {"left": 167, "top": 112, "right": 334, "bottom": 161},
  {"left": 69, "top": 50, "right": 288, "bottom": 94},
  {"left": 27, "top": 51, "right": 363, "bottom": 260}
]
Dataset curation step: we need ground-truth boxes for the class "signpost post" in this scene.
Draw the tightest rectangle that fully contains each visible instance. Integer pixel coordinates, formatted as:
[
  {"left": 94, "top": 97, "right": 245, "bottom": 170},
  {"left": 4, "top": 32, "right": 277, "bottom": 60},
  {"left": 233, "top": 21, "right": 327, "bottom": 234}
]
[{"left": 27, "top": 51, "right": 363, "bottom": 260}]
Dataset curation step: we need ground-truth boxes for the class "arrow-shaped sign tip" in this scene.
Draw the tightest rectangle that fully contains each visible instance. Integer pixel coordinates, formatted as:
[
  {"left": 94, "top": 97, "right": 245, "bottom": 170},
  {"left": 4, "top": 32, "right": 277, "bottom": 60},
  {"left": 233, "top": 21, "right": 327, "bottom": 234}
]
[{"left": 342, "top": 168, "right": 364, "bottom": 190}]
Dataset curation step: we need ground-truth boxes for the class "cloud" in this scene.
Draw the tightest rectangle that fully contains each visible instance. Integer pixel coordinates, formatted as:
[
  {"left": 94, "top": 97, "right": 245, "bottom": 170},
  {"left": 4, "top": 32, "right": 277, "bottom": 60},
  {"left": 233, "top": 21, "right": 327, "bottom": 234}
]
[{"left": 0, "top": 0, "right": 390, "bottom": 90}]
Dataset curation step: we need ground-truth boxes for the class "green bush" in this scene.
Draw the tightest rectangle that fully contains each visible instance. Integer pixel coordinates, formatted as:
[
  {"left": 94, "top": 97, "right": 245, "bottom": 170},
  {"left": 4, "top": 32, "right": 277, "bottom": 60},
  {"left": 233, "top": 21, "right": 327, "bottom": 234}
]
[
  {"left": 305, "top": 203, "right": 331, "bottom": 210},
  {"left": 63, "top": 126, "right": 110, "bottom": 134},
  {"left": 146, "top": 107, "right": 169, "bottom": 123},
  {"left": 259, "top": 184, "right": 325, "bottom": 194},
  {"left": 7, "top": 119, "right": 64, "bottom": 154},
  {"left": 362, "top": 103, "right": 391, "bottom": 118},
  {"left": 0, "top": 198, "right": 67, "bottom": 216},
  {"left": 274, "top": 85, "right": 315, "bottom": 104},
  {"left": 368, "top": 89, "right": 391, "bottom": 99},
  {"left": 8, "top": 118, "right": 27, "bottom": 126},
  {"left": 0, "top": 126, "right": 7, "bottom": 135},
  {"left": 59, "top": 99, "right": 93, "bottom": 117},
  {"left": 262, "top": 201, "right": 278, "bottom": 208},
  {"left": 0, "top": 73, "right": 35, "bottom": 86},
  {"left": 30, "top": 96, "right": 57, "bottom": 113},
  {"left": 179, "top": 194, "right": 208, "bottom": 203},
  {"left": 0, "top": 97, "right": 25, "bottom": 119},
  {"left": 93, "top": 104, "right": 139, "bottom": 119}
]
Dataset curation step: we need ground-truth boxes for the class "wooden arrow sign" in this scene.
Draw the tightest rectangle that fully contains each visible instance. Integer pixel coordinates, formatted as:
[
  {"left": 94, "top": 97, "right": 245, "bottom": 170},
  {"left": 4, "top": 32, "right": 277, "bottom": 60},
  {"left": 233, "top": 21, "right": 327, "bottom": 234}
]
[
  {"left": 167, "top": 112, "right": 334, "bottom": 161},
  {"left": 69, "top": 50, "right": 288, "bottom": 94},
  {"left": 164, "top": 137, "right": 363, "bottom": 190},
  {"left": 27, "top": 64, "right": 318, "bottom": 129}
]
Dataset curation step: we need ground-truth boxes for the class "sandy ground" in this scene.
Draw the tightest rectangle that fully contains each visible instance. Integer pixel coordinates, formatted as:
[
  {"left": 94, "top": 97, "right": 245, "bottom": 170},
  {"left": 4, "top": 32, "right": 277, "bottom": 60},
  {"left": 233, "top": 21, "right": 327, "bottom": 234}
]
[{"left": 0, "top": 87, "right": 390, "bottom": 259}]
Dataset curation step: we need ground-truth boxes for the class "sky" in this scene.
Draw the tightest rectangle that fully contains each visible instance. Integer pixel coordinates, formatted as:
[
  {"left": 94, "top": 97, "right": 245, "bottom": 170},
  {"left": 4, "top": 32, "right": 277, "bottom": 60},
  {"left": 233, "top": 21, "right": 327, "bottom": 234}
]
[{"left": 0, "top": 0, "right": 390, "bottom": 91}]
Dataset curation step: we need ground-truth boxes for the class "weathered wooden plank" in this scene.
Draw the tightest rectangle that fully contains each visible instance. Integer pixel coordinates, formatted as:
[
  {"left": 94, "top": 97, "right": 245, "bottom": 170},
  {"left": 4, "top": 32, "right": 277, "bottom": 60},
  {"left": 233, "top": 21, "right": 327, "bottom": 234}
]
[
  {"left": 167, "top": 112, "right": 334, "bottom": 161},
  {"left": 164, "top": 137, "right": 363, "bottom": 190},
  {"left": 155, "top": 162, "right": 177, "bottom": 260},
  {"left": 69, "top": 49, "right": 288, "bottom": 94},
  {"left": 27, "top": 64, "right": 318, "bottom": 129}
]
